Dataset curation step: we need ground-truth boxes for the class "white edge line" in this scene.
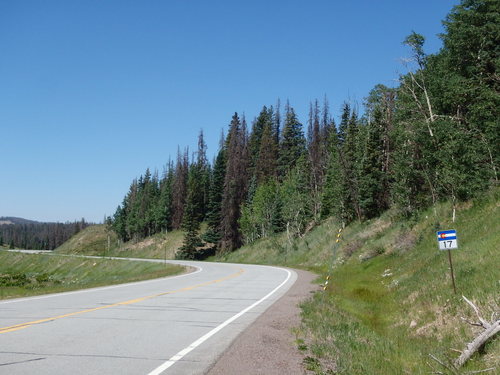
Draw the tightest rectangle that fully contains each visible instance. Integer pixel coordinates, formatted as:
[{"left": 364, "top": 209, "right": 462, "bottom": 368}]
[
  {"left": 147, "top": 267, "right": 293, "bottom": 375},
  {"left": 0, "top": 258, "right": 202, "bottom": 305}
]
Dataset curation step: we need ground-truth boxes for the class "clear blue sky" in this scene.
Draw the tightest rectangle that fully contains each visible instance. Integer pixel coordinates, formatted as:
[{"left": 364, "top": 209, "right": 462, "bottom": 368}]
[{"left": 0, "top": 0, "right": 459, "bottom": 223}]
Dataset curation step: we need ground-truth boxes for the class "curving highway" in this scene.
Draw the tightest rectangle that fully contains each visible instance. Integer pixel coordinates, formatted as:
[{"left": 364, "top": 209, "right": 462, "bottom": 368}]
[{"left": 0, "top": 260, "right": 296, "bottom": 374}]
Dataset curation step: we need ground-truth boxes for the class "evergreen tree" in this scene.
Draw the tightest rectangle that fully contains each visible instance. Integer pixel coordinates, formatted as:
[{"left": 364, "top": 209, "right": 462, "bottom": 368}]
[
  {"left": 359, "top": 110, "right": 386, "bottom": 218},
  {"left": 321, "top": 126, "right": 344, "bottom": 219},
  {"left": 177, "top": 166, "right": 204, "bottom": 259},
  {"left": 359, "top": 85, "right": 396, "bottom": 218},
  {"left": 278, "top": 102, "right": 306, "bottom": 177},
  {"left": 199, "top": 130, "right": 211, "bottom": 215},
  {"left": 255, "top": 122, "right": 278, "bottom": 183},
  {"left": 203, "top": 141, "right": 226, "bottom": 245},
  {"left": 248, "top": 106, "right": 275, "bottom": 181},
  {"left": 125, "top": 179, "right": 140, "bottom": 240},
  {"left": 340, "top": 109, "right": 364, "bottom": 222},
  {"left": 220, "top": 113, "right": 249, "bottom": 252},
  {"left": 171, "top": 147, "right": 189, "bottom": 229},
  {"left": 113, "top": 203, "right": 128, "bottom": 241},
  {"left": 338, "top": 102, "right": 351, "bottom": 145},
  {"left": 273, "top": 98, "right": 281, "bottom": 145},
  {"left": 437, "top": 0, "right": 499, "bottom": 185},
  {"left": 307, "top": 99, "right": 326, "bottom": 221},
  {"left": 155, "top": 162, "right": 174, "bottom": 232}
]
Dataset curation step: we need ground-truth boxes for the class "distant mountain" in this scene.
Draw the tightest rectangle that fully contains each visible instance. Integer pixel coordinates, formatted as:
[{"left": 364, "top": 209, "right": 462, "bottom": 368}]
[{"left": 0, "top": 217, "right": 40, "bottom": 225}]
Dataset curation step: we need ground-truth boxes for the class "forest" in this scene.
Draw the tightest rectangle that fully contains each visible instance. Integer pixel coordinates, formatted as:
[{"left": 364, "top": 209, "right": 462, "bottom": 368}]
[
  {"left": 0, "top": 218, "right": 91, "bottom": 250},
  {"left": 111, "top": 0, "right": 499, "bottom": 259}
]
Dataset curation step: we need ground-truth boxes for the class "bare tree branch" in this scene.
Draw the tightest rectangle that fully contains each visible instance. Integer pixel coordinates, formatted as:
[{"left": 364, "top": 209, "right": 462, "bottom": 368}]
[
  {"left": 462, "top": 296, "right": 491, "bottom": 329},
  {"left": 454, "top": 296, "right": 500, "bottom": 368}
]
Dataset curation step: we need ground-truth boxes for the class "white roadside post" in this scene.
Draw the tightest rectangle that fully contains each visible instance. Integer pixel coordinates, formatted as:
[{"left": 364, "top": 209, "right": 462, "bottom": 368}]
[{"left": 437, "top": 229, "right": 458, "bottom": 294}]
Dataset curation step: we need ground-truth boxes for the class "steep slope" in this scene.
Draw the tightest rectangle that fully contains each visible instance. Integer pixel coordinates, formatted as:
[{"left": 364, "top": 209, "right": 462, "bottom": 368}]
[{"left": 218, "top": 188, "right": 499, "bottom": 374}]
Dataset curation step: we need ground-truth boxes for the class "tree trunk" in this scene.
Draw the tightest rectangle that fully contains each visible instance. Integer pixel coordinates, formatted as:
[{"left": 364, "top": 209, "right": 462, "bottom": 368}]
[{"left": 454, "top": 320, "right": 500, "bottom": 368}]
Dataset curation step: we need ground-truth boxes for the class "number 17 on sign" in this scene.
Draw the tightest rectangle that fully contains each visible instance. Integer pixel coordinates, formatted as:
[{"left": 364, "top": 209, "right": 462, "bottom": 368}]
[{"left": 437, "top": 229, "right": 458, "bottom": 250}]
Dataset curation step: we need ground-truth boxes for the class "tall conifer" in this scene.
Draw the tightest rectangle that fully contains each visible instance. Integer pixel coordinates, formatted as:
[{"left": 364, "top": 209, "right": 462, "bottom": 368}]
[{"left": 220, "top": 113, "right": 249, "bottom": 252}]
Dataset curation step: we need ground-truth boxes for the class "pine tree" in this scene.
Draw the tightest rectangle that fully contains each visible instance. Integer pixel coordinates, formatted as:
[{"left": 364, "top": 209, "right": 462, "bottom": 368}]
[
  {"left": 307, "top": 99, "right": 326, "bottom": 221},
  {"left": 340, "top": 109, "right": 364, "bottom": 222},
  {"left": 155, "top": 162, "right": 174, "bottom": 232},
  {"left": 112, "top": 203, "right": 128, "bottom": 241},
  {"left": 359, "top": 110, "right": 386, "bottom": 218},
  {"left": 125, "top": 179, "right": 140, "bottom": 240},
  {"left": 248, "top": 106, "right": 274, "bottom": 178},
  {"left": 321, "top": 126, "right": 344, "bottom": 219},
  {"left": 203, "top": 141, "right": 226, "bottom": 245},
  {"left": 255, "top": 122, "right": 278, "bottom": 183},
  {"left": 278, "top": 102, "right": 306, "bottom": 177},
  {"left": 338, "top": 102, "right": 350, "bottom": 145},
  {"left": 171, "top": 147, "right": 189, "bottom": 229},
  {"left": 273, "top": 98, "right": 281, "bottom": 145},
  {"left": 220, "top": 113, "right": 249, "bottom": 252},
  {"left": 177, "top": 197, "right": 201, "bottom": 260},
  {"left": 359, "top": 85, "right": 396, "bottom": 218},
  {"left": 196, "top": 130, "right": 210, "bottom": 219}
]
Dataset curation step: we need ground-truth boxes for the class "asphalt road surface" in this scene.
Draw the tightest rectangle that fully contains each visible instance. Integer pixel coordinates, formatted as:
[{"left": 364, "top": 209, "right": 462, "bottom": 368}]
[{"left": 0, "top": 259, "right": 297, "bottom": 375}]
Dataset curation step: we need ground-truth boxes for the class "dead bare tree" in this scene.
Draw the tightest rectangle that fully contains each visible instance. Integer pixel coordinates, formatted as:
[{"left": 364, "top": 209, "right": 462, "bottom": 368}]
[
  {"left": 427, "top": 296, "right": 499, "bottom": 374},
  {"left": 455, "top": 296, "right": 500, "bottom": 368}
]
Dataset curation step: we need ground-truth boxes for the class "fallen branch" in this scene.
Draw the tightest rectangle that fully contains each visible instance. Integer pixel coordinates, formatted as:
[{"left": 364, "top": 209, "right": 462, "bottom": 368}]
[
  {"left": 462, "top": 296, "right": 490, "bottom": 329},
  {"left": 466, "top": 368, "right": 497, "bottom": 374},
  {"left": 454, "top": 296, "right": 500, "bottom": 368},
  {"left": 429, "top": 354, "right": 459, "bottom": 374}
]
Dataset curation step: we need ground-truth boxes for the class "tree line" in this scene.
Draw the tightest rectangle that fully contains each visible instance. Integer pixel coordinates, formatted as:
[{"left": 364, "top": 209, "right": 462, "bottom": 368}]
[
  {"left": 0, "top": 219, "right": 90, "bottom": 250},
  {"left": 111, "top": 0, "right": 498, "bottom": 259}
]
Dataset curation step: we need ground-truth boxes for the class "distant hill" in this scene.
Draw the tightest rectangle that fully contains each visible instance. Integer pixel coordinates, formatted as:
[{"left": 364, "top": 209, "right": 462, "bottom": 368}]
[{"left": 0, "top": 217, "right": 40, "bottom": 225}]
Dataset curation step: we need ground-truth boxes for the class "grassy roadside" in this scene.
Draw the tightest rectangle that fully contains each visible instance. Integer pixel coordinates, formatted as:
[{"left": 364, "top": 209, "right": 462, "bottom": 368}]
[
  {"left": 0, "top": 251, "right": 184, "bottom": 300},
  {"left": 55, "top": 225, "right": 185, "bottom": 260},
  {"left": 217, "top": 188, "right": 500, "bottom": 374}
]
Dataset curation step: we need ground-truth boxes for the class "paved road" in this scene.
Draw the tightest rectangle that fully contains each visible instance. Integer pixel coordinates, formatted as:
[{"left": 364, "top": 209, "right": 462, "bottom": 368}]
[{"left": 0, "top": 259, "right": 296, "bottom": 375}]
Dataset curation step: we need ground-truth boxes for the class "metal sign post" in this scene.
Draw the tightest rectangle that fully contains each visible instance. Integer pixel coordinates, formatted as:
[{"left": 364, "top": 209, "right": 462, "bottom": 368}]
[{"left": 437, "top": 230, "right": 458, "bottom": 294}]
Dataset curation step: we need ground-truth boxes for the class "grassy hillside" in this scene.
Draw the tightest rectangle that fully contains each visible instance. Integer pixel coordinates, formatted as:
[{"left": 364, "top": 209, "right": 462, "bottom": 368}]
[
  {"left": 217, "top": 188, "right": 499, "bottom": 374},
  {"left": 56, "top": 225, "right": 184, "bottom": 260},
  {"left": 0, "top": 251, "right": 183, "bottom": 300}
]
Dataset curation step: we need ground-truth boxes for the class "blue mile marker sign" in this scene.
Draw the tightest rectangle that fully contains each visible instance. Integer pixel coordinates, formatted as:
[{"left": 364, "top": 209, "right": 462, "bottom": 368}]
[{"left": 437, "top": 229, "right": 458, "bottom": 250}]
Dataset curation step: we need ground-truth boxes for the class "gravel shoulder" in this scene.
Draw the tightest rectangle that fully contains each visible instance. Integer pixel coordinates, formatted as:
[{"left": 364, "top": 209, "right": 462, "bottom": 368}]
[{"left": 207, "top": 268, "right": 318, "bottom": 375}]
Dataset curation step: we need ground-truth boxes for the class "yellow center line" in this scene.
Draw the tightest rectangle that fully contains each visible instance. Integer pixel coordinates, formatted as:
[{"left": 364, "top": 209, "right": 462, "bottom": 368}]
[{"left": 0, "top": 268, "right": 244, "bottom": 335}]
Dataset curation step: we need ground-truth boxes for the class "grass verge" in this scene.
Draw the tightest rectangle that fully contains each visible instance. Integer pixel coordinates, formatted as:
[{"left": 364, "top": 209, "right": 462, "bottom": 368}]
[{"left": 0, "top": 251, "right": 184, "bottom": 300}]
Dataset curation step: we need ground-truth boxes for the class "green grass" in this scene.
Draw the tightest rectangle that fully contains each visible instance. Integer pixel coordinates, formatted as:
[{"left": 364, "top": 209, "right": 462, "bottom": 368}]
[
  {"left": 217, "top": 188, "right": 500, "bottom": 374},
  {"left": 55, "top": 225, "right": 185, "bottom": 260},
  {"left": 0, "top": 251, "right": 184, "bottom": 300}
]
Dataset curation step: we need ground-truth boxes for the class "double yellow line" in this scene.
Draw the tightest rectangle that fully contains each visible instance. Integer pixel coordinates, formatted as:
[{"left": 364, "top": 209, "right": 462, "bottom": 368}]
[{"left": 0, "top": 267, "right": 244, "bottom": 335}]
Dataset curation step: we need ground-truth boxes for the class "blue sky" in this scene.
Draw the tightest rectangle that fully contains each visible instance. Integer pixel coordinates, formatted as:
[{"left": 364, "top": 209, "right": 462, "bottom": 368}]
[{"left": 0, "top": 0, "right": 458, "bottom": 223}]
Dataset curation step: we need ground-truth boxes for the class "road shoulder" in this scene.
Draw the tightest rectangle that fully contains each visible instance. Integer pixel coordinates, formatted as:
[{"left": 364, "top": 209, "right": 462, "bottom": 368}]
[{"left": 207, "top": 268, "right": 318, "bottom": 375}]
